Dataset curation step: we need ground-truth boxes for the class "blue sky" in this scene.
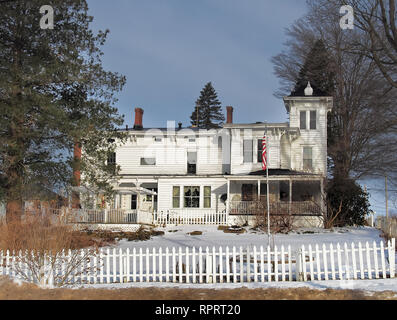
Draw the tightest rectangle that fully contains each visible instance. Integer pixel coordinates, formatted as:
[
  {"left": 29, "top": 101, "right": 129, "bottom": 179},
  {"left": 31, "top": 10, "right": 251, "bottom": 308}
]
[
  {"left": 85, "top": 0, "right": 392, "bottom": 217},
  {"left": 86, "top": 0, "right": 307, "bottom": 128}
]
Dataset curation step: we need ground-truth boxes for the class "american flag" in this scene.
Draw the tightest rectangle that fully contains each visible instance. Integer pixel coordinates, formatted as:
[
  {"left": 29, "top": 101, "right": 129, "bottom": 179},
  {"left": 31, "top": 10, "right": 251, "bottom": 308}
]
[{"left": 262, "top": 132, "right": 267, "bottom": 171}]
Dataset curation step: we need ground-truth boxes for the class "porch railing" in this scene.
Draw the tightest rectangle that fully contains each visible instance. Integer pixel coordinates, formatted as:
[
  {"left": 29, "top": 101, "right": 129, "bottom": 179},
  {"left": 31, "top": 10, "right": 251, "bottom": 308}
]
[
  {"left": 153, "top": 210, "right": 228, "bottom": 226},
  {"left": 66, "top": 208, "right": 139, "bottom": 224},
  {"left": 229, "top": 201, "right": 321, "bottom": 216}
]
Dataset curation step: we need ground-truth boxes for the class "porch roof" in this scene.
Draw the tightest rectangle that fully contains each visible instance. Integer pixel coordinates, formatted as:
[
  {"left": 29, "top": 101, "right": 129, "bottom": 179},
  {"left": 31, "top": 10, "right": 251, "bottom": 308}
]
[
  {"left": 225, "top": 169, "right": 323, "bottom": 180},
  {"left": 115, "top": 187, "right": 157, "bottom": 195}
]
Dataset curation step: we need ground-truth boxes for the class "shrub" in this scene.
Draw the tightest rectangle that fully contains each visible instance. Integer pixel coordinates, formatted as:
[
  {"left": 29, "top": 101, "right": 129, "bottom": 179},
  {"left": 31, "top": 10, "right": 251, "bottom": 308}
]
[{"left": 326, "top": 178, "right": 369, "bottom": 227}]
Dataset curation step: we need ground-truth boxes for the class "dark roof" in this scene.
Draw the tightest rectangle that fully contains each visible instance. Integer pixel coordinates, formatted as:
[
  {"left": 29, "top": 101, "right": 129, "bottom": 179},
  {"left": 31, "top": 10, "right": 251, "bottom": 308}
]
[{"left": 248, "top": 169, "right": 321, "bottom": 176}]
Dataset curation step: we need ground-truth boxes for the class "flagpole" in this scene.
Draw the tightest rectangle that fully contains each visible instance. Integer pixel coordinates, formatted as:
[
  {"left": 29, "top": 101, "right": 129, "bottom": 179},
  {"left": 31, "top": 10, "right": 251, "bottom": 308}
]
[{"left": 265, "top": 123, "right": 271, "bottom": 242}]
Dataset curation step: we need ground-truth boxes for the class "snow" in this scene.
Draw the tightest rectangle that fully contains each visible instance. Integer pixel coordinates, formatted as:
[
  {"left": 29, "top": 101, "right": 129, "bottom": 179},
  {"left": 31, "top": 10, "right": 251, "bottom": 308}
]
[
  {"left": 110, "top": 225, "right": 385, "bottom": 253},
  {"left": 73, "top": 278, "right": 397, "bottom": 295}
]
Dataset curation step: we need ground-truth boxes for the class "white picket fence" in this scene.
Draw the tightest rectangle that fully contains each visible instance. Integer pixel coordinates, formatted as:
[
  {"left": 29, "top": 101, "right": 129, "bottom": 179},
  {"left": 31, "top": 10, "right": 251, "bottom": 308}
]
[
  {"left": 153, "top": 211, "right": 228, "bottom": 226},
  {"left": 0, "top": 239, "right": 394, "bottom": 286},
  {"left": 295, "top": 238, "right": 395, "bottom": 281}
]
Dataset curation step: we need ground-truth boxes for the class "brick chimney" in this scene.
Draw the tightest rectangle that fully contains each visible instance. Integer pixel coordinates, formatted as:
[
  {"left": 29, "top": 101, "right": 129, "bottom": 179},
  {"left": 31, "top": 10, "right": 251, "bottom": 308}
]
[
  {"left": 226, "top": 106, "right": 233, "bottom": 124},
  {"left": 134, "top": 108, "right": 144, "bottom": 129}
]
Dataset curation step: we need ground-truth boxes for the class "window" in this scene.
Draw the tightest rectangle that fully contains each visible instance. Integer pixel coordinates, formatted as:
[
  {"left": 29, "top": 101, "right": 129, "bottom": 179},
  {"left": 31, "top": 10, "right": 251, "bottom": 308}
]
[
  {"left": 107, "top": 152, "right": 116, "bottom": 174},
  {"left": 187, "top": 152, "right": 197, "bottom": 174},
  {"left": 257, "top": 139, "right": 263, "bottom": 163},
  {"left": 300, "top": 111, "right": 307, "bottom": 129},
  {"left": 107, "top": 152, "right": 116, "bottom": 164},
  {"left": 188, "top": 138, "right": 196, "bottom": 142},
  {"left": 184, "top": 186, "right": 200, "bottom": 208},
  {"left": 204, "top": 186, "right": 211, "bottom": 208},
  {"left": 131, "top": 195, "right": 137, "bottom": 210},
  {"left": 243, "top": 140, "right": 253, "bottom": 163},
  {"left": 310, "top": 110, "right": 316, "bottom": 130},
  {"left": 140, "top": 157, "right": 156, "bottom": 165},
  {"left": 172, "top": 186, "right": 180, "bottom": 208},
  {"left": 242, "top": 184, "right": 254, "bottom": 201},
  {"left": 154, "top": 137, "right": 162, "bottom": 142},
  {"left": 303, "top": 147, "right": 313, "bottom": 170},
  {"left": 145, "top": 188, "right": 158, "bottom": 202}
]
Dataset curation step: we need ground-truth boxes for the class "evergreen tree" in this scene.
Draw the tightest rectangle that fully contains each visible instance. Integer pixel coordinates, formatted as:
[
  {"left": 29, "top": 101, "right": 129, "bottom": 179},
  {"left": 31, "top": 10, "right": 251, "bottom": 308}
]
[
  {"left": 0, "top": 0, "right": 126, "bottom": 220},
  {"left": 290, "top": 40, "right": 335, "bottom": 96},
  {"left": 190, "top": 82, "right": 225, "bottom": 129}
]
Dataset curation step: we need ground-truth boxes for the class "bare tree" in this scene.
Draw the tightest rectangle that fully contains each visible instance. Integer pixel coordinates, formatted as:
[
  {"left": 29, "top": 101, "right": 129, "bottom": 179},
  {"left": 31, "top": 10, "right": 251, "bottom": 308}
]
[
  {"left": 340, "top": 0, "right": 397, "bottom": 88},
  {"left": 272, "top": 0, "right": 397, "bottom": 182}
]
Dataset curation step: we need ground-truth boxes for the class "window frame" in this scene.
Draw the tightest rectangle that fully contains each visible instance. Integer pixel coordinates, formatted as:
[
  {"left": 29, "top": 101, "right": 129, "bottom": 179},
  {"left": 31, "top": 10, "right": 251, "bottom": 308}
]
[
  {"left": 203, "top": 186, "right": 211, "bottom": 208},
  {"left": 310, "top": 110, "right": 317, "bottom": 130},
  {"left": 243, "top": 139, "right": 253, "bottom": 163},
  {"left": 303, "top": 146, "right": 313, "bottom": 170},
  {"left": 300, "top": 110, "right": 307, "bottom": 130},
  {"left": 140, "top": 157, "right": 156, "bottom": 166},
  {"left": 184, "top": 186, "right": 200, "bottom": 208},
  {"left": 172, "top": 186, "right": 180, "bottom": 208}
]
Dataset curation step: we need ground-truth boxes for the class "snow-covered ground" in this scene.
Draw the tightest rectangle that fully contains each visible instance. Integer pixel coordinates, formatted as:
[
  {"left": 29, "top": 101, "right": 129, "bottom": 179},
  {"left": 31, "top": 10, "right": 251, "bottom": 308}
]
[{"left": 111, "top": 225, "right": 385, "bottom": 252}]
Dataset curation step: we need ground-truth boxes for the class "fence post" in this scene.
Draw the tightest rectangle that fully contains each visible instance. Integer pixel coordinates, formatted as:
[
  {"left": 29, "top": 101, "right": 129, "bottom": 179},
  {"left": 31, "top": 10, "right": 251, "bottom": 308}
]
[
  {"left": 295, "top": 249, "right": 304, "bottom": 281},
  {"left": 389, "top": 238, "right": 395, "bottom": 278},
  {"left": 104, "top": 209, "right": 108, "bottom": 224}
]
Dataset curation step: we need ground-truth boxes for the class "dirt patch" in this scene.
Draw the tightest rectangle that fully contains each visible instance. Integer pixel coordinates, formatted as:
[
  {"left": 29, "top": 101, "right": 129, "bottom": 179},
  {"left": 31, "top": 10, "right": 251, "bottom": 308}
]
[
  {"left": 79, "top": 226, "right": 164, "bottom": 244},
  {"left": 0, "top": 277, "right": 395, "bottom": 300},
  {"left": 187, "top": 231, "right": 203, "bottom": 236}
]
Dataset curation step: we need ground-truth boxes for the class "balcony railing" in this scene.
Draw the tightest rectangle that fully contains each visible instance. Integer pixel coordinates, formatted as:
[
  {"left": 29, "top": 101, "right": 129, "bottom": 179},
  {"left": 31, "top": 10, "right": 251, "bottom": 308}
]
[{"left": 229, "top": 201, "right": 321, "bottom": 216}]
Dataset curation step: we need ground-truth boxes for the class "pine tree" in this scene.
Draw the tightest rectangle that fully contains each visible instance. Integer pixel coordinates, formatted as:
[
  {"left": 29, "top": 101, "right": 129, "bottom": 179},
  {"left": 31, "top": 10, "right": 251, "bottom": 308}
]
[
  {"left": 190, "top": 82, "right": 225, "bottom": 129},
  {"left": 290, "top": 40, "right": 335, "bottom": 96},
  {"left": 0, "top": 0, "right": 126, "bottom": 220}
]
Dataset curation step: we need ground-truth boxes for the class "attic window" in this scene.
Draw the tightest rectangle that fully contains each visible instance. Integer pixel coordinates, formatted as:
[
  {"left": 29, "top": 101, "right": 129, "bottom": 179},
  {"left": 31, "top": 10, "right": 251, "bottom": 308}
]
[
  {"left": 188, "top": 138, "right": 196, "bottom": 142},
  {"left": 154, "top": 137, "right": 162, "bottom": 142}
]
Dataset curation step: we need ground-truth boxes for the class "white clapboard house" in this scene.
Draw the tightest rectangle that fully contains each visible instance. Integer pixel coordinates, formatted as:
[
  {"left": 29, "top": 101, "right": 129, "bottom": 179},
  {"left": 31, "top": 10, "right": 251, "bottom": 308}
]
[{"left": 76, "top": 83, "right": 332, "bottom": 227}]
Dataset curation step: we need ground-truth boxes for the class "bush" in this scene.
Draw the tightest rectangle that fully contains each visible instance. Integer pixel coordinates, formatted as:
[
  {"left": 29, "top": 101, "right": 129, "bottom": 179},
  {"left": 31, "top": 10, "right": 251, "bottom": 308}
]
[
  {"left": 0, "top": 213, "right": 98, "bottom": 288},
  {"left": 326, "top": 178, "right": 369, "bottom": 227}
]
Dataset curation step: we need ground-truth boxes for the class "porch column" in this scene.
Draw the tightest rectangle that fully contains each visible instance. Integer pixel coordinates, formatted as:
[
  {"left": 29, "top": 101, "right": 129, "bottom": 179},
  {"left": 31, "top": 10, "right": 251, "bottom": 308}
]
[
  {"left": 320, "top": 178, "right": 325, "bottom": 215},
  {"left": 136, "top": 180, "right": 141, "bottom": 212},
  {"left": 226, "top": 179, "right": 230, "bottom": 215},
  {"left": 289, "top": 179, "right": 292, "bottom": 214},
  {"left": 257, "top": 180, "right": 260, "bottom": 201},
  {"left": 151, "top": 194, "right": 154, "bottom": 213}
]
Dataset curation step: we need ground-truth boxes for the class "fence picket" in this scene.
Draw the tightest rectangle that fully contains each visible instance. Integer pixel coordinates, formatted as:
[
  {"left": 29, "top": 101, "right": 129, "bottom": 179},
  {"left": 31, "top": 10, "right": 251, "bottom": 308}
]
[
  {"left": 288, "top": 245, "right": 292, "bottom": 282},
  {"left": 380, "top": 241, "right": 386, "bottom": 279},
  {"left": 365, "top": 242, "right": 371, "bottom": 280},
  {"left": 388, "top": 239, "right": 395, "bottom": 278},
  {"left": 219, "top": 247, "right": 223, "bottom": 283},
  {"left": 373, "top": 242, "right": 379, "bottom": 279},
  {"left": 199, "top": 247, "right": 203, "bottom": 284},
  {"left": 232, "top": 246, "right": 237, "bottom": 283},
  {"left": 358, "top": 242, "right": 364, "bottom": 279},
  {"left": 246, "top": 246, "right": 251, "bottom": 283},
  {"left": 351, "top": 243, "right": 357, "bottom": 280},
  {"left": 336, "top": 243, "right": 342, "bottom": 280},
  {"left": 226, "top": 246, "right": 230, "bottom": 283},
  {"left": 344, "top": 243, "right": 350, "bottom": 280},
  {"left": 274, "top": 246, "right": 279, "bottom": 282},
  {"left": 239, "top": 247, "right": 243, "bottom": 283},
  {"left": 281, "top": 246, "right": 286, "bottom": 282},
  {"left": 329, "top": 244, "right": 335, "bottom": 280},
  {"left": 158, "top": 247, "right": 162, "bottom": 283},
  {"left": 260, "top": 246, "right": 265, "bottom": 282},
  {"left": 253, "top": 246, "right": 258, "bottom": 282},
  {"left": 192, "top": 247, "right": 196, "bottom": 284},
  {"left": 186, "top": 247, "right": 190, "bottom": 284},
  {"left": 267, "top": 245, "right": 272, "bottom": 282},
  {"left": 316, "top": 244, "right": 321, "bottom": 280},
  {"left": 139, "top": 248, "right": 143, "bottom": 282}
]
